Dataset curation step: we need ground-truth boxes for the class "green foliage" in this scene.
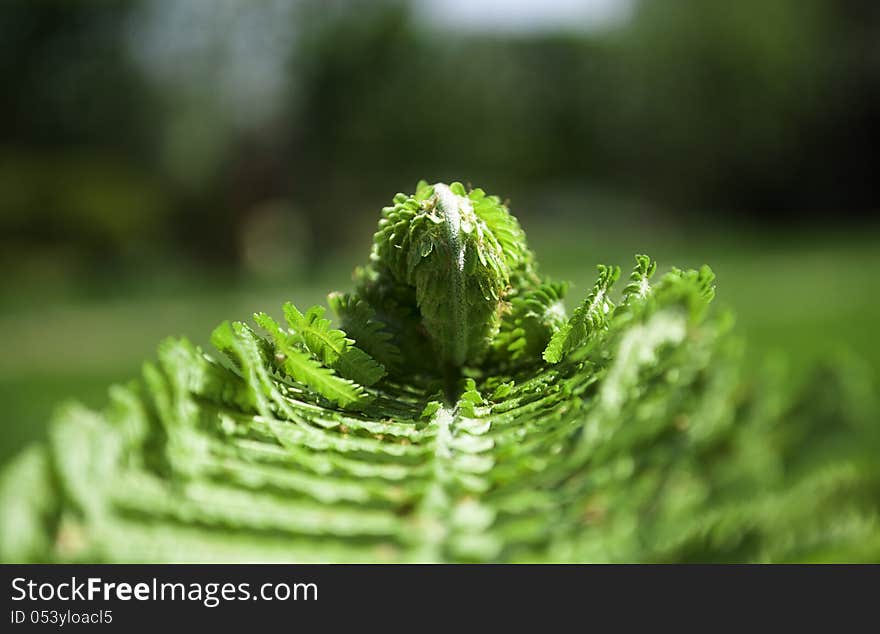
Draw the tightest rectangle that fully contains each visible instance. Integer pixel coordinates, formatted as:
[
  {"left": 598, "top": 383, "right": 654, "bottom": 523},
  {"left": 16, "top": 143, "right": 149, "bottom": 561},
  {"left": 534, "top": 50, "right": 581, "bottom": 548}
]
[
  {"left": 327, "top": 292, "right": 403, "bottom": 372},
  {"left": 281, "top": 302, "right": 386, "bottom": 387},
  {"left": 621, "top": 254, "right": 657, "bottom": 306},
  {"left": 491, "top": 281, "right": 568, "bottom": 364},
  {"left": 543, "top": 264, "right": 621, "bottom": 364},
  {"left": 248, "top": 312, "right": 365, "bottom": 409},
  {"left": 2, "top": 181, "right": 878, "bottom": 563},
  {"left": 363, "top": 181, "right": 539, "bottom": 368}
]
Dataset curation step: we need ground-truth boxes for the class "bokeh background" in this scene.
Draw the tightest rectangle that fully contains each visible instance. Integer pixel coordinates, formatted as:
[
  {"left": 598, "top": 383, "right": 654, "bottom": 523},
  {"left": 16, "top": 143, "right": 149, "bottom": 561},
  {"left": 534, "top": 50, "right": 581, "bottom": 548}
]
[{"left": 1, "top": 0, "right": 878, "bottom": 466}]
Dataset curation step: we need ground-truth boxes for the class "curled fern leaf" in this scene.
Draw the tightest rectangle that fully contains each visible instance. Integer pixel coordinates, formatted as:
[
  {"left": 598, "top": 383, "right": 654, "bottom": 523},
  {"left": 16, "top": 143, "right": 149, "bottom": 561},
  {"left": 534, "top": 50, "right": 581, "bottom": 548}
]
[{"left": 365, "top": 182, "right": 530, "bottom": 367}]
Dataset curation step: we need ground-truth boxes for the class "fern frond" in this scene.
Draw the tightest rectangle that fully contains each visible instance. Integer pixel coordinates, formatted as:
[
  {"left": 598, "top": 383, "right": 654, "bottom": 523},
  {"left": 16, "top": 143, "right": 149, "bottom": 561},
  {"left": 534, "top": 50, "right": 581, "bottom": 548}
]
[
  {"left": 0, "top": 447, "right": 54, "bottom": 561},
  {"left": 250, "top": 313, "right": 366, "bottom": 408},
  {"left": 281, "top": 302, "right": 386, "bottom": 386},
  {"left": 620, "top": 254, "right": 657, "bottom": 306},
  {"left": 366, "top": 182, "right": 534, "bottom": 367},
  {"left": 543, "top": 264, "right": 620, "bottom": 364},
  {"left": 466, "top": 185, "right": 534, "bottom": 274},
  {"left": 651, "top": 264, "right": 717, "bottom": 321},
  {"left": 493, "top": 281, "right": 568, "bottom": 363},
  {"left": 2, "top": 180, "right": 878, "bottom": 565},
  {"left": 327, "top": 291, "right": 403, "bottom": 372}
]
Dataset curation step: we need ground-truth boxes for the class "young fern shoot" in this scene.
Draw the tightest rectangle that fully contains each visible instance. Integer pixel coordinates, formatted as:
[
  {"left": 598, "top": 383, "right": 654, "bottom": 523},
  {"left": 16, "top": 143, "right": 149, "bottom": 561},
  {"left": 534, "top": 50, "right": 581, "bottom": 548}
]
[{"left": 3, "top": 180, "right": 878, "bottom": 564}]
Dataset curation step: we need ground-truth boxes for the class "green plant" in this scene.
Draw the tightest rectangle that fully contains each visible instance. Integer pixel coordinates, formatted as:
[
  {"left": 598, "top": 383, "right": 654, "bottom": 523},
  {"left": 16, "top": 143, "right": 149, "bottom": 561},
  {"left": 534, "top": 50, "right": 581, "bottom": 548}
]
[{"left": 2, "top": 181, "right": 879, "bottom": 563}]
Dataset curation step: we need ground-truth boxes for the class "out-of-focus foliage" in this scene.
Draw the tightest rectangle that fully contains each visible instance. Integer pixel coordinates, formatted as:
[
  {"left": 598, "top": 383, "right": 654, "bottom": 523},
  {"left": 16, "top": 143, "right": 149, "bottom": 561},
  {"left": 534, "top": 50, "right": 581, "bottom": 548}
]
[
  {"left": 2, "top": 183, "right": 878, "bottom": 563},
  {"left": 1, "top": 0, "right": 878, "bottom": 273}
]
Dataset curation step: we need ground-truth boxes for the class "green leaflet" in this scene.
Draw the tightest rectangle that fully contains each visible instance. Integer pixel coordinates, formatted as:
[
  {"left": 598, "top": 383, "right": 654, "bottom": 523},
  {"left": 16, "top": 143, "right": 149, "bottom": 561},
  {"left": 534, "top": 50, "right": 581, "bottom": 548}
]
[
  {"left": 660, "top": 265, "right": 717, "bottom": 321},
  {"left": 2, "top": 180, "right": 878, "bottom": 564},
  {"left": 543, "top": 264, "right": 621, "bottom": 364},
  {"left": 0, "top": 447, "right": 55, "bottom": 561},
  {"left": 327, "top": 292, "right": 402, "bottom": 372},
  {"left": 281, "top": 302, "right": 386, "bottom": 386},
  {"left": 492, "top": 281, "right": 569, "bottom": 363},
  {"left": 621, "top": 254, "right": 657, "bottom": 306},
  {"left": 248, "top": 314, "right": 365, "bottom": 409}
]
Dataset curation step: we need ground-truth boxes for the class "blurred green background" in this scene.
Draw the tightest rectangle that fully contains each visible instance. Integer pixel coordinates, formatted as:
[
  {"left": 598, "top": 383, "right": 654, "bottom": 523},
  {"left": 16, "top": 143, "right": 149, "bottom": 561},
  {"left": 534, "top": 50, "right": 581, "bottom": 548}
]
[{"left": 1, "top": 0, "right": 878, "bottom": 465}]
